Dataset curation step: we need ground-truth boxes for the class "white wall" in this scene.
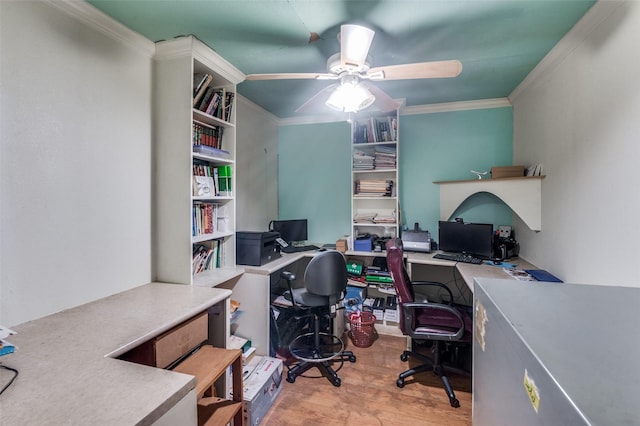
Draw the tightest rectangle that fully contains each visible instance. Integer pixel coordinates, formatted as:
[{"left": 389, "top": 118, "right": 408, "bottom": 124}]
[
  {"left": 511, "top": 1, "right": 640, "bottom": 287},
  {"left": 0, "top": 1, "right": 154, "bottom": 326},
  {"left": 235, "top": 95, "right": 279, "bottom": 231}
]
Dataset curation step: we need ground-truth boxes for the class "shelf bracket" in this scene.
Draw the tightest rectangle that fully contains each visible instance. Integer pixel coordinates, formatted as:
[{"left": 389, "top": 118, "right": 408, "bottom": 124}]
[{"left": 435, "top": 177, "right": 543, "bottom": 231}]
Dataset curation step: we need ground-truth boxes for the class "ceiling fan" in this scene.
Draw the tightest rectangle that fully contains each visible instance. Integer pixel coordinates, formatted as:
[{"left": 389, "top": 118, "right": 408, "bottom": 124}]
[{"left": 245, "top": 24, "right": 463, "bottom": 114}]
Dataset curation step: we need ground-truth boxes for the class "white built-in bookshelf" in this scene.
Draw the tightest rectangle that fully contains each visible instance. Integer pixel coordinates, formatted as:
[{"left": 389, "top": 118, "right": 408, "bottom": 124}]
[
  {"left": 351, "top": 110, "right": 401, "bottom": 249},
  {"left": 154, "top": 36, "right": 245, "bottom": 286}
]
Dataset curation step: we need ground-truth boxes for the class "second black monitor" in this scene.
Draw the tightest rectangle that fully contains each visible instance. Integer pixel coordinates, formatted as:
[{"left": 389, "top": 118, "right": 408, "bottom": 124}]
[
  {"left": 270, "top": 219, "right": 308, "bottom": 244},
  {"left": 438, "top": 221, "right": 494, "bottom": 259}
]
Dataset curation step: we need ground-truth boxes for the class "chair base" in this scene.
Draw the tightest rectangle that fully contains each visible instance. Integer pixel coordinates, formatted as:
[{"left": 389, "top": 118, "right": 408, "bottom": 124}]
[
  {"left": 287, "top": 332, "right": 356, "bottom": 387},
  {"left": 286, "top": 351, "right": 356, "bottom": 387},
  {"left": 396, "top": 342, "right": 469, "bottom": 408}
]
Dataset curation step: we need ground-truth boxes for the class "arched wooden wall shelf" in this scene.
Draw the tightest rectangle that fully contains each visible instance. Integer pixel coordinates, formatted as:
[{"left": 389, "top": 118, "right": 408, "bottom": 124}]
[{"left": 434, "top": 176, "right": 545, "bottom": 231}]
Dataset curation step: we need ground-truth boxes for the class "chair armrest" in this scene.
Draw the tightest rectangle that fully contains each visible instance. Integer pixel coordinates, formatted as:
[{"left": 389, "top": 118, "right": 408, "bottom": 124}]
[
  {"left": 280, "top": 270, "right": 297, "bottom": 308},
  {"left": 410, "top": 280, "right": 454, "bottom": 305},
  {"left": 401, "top": 301, "right": 465, "bottom": 341}
]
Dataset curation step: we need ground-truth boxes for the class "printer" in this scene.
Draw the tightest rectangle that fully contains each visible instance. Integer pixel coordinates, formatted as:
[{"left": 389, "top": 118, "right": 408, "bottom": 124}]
[
  {"left": 401, "top": 223, "right": 431, "bottom": 253},
  {"left": 236, "top": 231, "right": 281, "bottom": 266}
]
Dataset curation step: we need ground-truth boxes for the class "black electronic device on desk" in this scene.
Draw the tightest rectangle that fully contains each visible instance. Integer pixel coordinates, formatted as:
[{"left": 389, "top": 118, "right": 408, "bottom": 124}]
[
  {"left": 433, "top": 252, "right": 483, "bottom": 264},
  {"left": 269, "top": 219, "right": 307, "bottom": 244},
  {"left": 437, "top": 220, "right": 494, "bottom": 261},
  {"left": 402, "top": 222, "right": 431, "bottom": 253},
  {"left": 269, "top": 218, "right": 319, "bottom": 252},
  {"left": 493, "top": 225, "right": 520, "bottom": 260},
  {"left": 236, "top": 231, "right": 281, "bottom": 266}
]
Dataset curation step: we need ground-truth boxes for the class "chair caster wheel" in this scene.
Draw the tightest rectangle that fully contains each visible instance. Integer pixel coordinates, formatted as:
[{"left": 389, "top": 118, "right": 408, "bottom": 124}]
[
  {"left": 286, "top": 373, "right": 296, "bottom": 384},
  {"left": 332, "top": 378, "right": 341, "bottom": 387},
  {"left": 400, "top": 353, "right": 408, "bottom": 362},
  {"left": 396, "top": 378, "right": 405, "bottom": 388},
  {"left": 349, "top": 355, "right": 356, "bottom": 362},
  {"left": 450, "top": 398, "right": 460, "bottom": 408}
]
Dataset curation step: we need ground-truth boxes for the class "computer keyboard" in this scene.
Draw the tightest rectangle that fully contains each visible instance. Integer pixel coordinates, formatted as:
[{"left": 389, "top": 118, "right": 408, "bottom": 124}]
[
  {"left": 433, "top": 253, "right": 483, "bottom": 265},
  {"left": 281, "top": 244, "right": 319, "bottom": 253}
]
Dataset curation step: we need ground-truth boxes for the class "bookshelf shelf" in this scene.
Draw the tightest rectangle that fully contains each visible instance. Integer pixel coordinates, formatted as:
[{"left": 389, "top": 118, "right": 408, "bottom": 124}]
[
  {"left": 351, "top": 110, "right": 400, "bottom": 247},
  {"left": 193, "top": 109, "right": 235, "bottom": 128},
  {"left": 154, "top": 35, "right": 244, "bottom": 286}
]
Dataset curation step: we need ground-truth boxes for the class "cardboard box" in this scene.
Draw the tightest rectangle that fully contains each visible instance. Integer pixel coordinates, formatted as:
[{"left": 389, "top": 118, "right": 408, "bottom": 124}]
[
  {"left": 490, "top": 165, "right": 525, "bottom": 179},
  {"left": 336, "top": 239, "right": 348, "bottom": 253},
  {"left": 384, "top": 296, "right": 399, "bottom": 323},
  {"left": 372, "top": 297, "right": 385, "bottom": 320},
  {"left": 242, "top": 356, "right": 284, "bottom": 425},
  {"left": 343, "top": 285, "right": 364, "bottom": 314}
]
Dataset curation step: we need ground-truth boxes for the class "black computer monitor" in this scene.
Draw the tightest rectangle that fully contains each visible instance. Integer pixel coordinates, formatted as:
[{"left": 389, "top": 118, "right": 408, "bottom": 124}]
[
  {"left": 270, "top": 219, "right": 308, "bottom": 244},
  {"left": 438, "top": 221, "right": 494, "bottom": 259}
]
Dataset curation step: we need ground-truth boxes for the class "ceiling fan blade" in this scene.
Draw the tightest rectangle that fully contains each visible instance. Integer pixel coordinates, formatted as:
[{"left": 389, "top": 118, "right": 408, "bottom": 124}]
[
  {"left": 362, "top": 82, "right": 399, "bottom": 112},
  {"left": 340, "top": 24, "right": 375, "bottom": 70},
  {"left": 295, "top": 85, "right": 338, "bottom": 113},
  {"left": 368, "top": 60, "right": 462, "bottom": 80},
  {"left": 245, "top": 72, "right": 336, "bottom": 81}
]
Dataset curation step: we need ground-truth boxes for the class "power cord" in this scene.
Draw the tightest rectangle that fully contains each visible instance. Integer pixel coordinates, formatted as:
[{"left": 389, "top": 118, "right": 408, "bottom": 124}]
[{"left": 0, "top": 364, "right": 19, "bottom": 395}]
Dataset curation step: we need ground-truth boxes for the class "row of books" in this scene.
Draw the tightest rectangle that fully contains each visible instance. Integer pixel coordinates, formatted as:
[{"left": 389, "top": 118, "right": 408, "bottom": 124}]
[
  {"left": 192, "top": 241, "right": 223, "bottom": 274},
  {"left": 193, "top": 202, "right": 219, "bottom": 236},
  {"left": 354, "top": 179, "right": 394, "bottom": 197},
  {"left": 353, "top": 146, "right": 397, "bottom": 170},
  {"left": 353, "top": 116, "right": 398, "bottom": 143},
  {"left": 193, "top": 121, "right": 225, "bottom": 151},
  {"left": 192, "top": 202, "right": 230, "bottom": 237},
  {"left": 193, "top": 73, "right": 235, "bottom": 121},
  {"left": 193, "top": 163, "right": 233, "bottom": 197}
]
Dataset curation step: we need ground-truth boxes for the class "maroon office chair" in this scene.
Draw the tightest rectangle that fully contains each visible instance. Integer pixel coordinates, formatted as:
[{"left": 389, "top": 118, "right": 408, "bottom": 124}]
[{"left": 385, "top": 238, "right": 472, "bottom": 408}]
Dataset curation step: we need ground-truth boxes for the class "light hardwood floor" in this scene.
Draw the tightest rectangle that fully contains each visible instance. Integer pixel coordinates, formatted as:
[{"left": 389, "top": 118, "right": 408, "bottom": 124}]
[{"left": 261, "top": 334, "right": 472, "bottom": 425}]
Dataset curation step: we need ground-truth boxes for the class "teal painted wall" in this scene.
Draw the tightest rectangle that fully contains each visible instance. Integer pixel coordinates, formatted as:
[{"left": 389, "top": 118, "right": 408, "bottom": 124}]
[
  {"left": 278, "top": 122, "right": 352, "bottom": 244},
  {"left": 278, "top": 107, "right": 514, "bottom": 246},
  {"left": 401, "top": 107, "right": 514, "bottom": 242}
]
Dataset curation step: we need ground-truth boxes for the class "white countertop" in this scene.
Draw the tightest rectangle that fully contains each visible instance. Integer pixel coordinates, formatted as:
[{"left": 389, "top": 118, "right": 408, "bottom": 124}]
[{"left": 0, "top": 282, "right": 231, "bottom": 425}]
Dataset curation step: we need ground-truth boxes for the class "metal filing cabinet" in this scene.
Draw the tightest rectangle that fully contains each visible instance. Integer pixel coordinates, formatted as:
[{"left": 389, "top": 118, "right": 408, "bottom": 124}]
[{"left": 473, "top": 278, "right": 640, "bottom": 425}]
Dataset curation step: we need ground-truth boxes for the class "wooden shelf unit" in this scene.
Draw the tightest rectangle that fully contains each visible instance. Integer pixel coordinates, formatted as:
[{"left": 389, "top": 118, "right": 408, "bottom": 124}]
[
  {"left": 153, "top": 35, "right": 245, "bottom": 287},
  {"left": 434, "top": 176, "right": 545, "bottom": 231},
  {"left": 173, "top": 345, "right": 243, "bottom": 426},
  {"left": 351, "top": 110, "right": 400, "bottom": 244}
]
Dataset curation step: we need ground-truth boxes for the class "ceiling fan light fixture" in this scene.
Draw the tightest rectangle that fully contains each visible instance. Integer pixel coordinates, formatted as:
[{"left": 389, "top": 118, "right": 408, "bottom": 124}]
[
  {"left": 325, "top": 80, "right": 375, "bottom": 113},
  {"left": 340, "top": 24, "right": 375, "bottom": 70}
]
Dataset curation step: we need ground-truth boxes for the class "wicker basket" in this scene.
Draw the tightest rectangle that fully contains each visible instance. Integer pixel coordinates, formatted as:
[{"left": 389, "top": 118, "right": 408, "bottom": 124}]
[{"left": 348, "top": 311, "right": 377, "bottom": 348}]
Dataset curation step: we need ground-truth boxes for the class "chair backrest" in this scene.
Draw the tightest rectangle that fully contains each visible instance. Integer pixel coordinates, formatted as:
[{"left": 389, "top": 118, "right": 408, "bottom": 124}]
[
  {"left": 386, "top": 238, "right": 469, "bottom": 341},
  {"left": 304, "top": 250, "right": 348, "bottom": 297},
  {"left": 385, "top": 238, "right": 414, "bottom": 304}
]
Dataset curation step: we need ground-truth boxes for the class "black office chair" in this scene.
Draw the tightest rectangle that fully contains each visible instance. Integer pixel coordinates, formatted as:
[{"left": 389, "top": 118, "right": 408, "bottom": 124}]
[
  {"left": 280, "top": 250, "right": 356, "bottom": 387},
  {"left": 386, "top": 238, "right": 472, "bottom": 408}
]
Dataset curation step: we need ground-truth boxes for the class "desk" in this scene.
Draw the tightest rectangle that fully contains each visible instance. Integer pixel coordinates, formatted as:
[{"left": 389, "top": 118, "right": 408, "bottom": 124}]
[
  {"left": 224, "top": 249, "right": 539, "bottom": 355},
  {"left": 0, "top": 282, "right": 231, "bottom": 425},
  {"left": 406, "top": 251, "right": 538, "bottom": 292},
  {"left": 219, "top": 251, "right": 318, "bottom": 356}
]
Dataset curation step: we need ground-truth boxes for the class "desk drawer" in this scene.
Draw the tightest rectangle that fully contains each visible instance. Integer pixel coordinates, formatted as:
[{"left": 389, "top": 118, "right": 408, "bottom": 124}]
[{"left": 155, "top": 312, "right": 208, "bottom": 368}]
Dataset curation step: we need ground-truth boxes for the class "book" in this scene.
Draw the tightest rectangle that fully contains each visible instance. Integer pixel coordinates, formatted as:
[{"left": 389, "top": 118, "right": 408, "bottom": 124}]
[
  {"left": 217, "top": 165, "right": 232, "bottom": 196},
  {"left": 193, "top": 176, "right": 215, "bottom": 197},
  {"left": 196, "top": 86, "right": 215, "bottom": 111},
  {"left": 193, "top": 74, "right": 213, "bottom": 107}
]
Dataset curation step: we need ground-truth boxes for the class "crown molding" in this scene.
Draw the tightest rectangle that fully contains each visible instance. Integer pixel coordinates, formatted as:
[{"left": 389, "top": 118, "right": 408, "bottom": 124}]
[
  {"left": 509, "top": 0, "right": 623, "bottom": 102},
  {"left": 155, "top": 36, "right": 245, "bottom": 84},
  {"left": 44, "top": 0, "right": 155, "bottom": 56},
  {"left": 275, "top": 97, "right": 509, "bottom": 125},
  {"left": 402, "top": 98, "right": 511, "bottom": 115}
]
